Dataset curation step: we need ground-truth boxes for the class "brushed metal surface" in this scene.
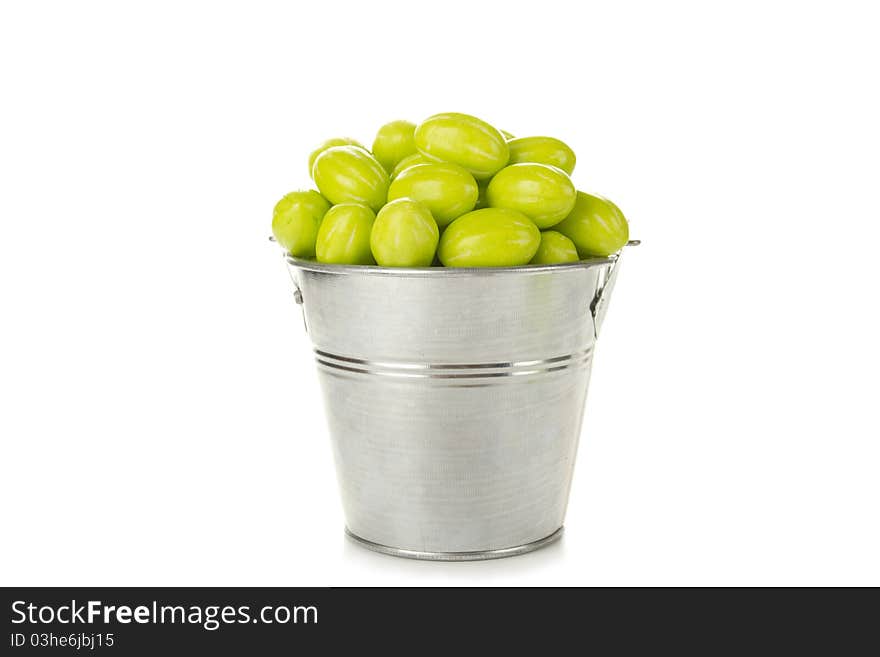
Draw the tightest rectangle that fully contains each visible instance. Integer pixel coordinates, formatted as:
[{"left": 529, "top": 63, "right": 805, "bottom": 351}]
[{"left": 285, "top": 255, "right": 625, "bottom": 557}]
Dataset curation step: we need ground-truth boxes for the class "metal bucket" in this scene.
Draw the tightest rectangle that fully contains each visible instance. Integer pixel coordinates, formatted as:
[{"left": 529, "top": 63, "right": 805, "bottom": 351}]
[{"left": 284, "top": 244, "right": 634, "bottom": 560}]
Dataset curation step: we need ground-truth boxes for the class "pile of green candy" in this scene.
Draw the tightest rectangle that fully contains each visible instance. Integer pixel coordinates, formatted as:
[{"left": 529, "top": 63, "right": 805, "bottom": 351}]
[{"left": 272, "top": 112, "right": 629, "bottom": 267}]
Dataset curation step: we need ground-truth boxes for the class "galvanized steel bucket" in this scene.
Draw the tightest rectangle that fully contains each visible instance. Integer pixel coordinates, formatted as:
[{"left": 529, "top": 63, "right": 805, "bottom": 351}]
[{"left": 283, "top": 242, "right": 636, "bottom": 560}]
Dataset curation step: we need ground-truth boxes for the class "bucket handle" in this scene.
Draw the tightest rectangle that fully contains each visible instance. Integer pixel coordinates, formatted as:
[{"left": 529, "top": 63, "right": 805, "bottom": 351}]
[{"left": 590, "top": 240, "right": 639, "bottom": 339}]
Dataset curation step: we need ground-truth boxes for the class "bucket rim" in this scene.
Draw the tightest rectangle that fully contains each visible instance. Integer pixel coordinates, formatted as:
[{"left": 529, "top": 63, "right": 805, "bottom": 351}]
[
  {"left": 284, "top": 250, "right": 629, "bottom": 277},
  {"left": 285, "top": 255, "right": 616, "bottom": 276}
]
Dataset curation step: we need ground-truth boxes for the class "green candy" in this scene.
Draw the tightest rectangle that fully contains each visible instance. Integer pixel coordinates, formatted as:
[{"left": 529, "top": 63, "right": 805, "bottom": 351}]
[
  {"left": 372, "top": 120, "right": 417, "bottom": 173},
  {"left": 390, "top": 152, "right": 434, "bottom": 179},
  {"left": 271, "top": 190, "right": 330, "bottom": 257},
  {"left": 316, "top": 203, "right": 376, "bottom": 265},
  {"left": 438, "top": 208, "right": 540, "bottom": 267},
  {"left": 554, "top": 191, "right": 630, "bottom": 257},
  {"left": 530, "top": 230, "right": 579, "bottom": 264},
  {"left": 275, "top": 114, "right": 629, "bottom": 269},
  {"left": 312, "top": 145, "right": 389, "bottom": 211},
  {"left": 370, "top": 198, "right": 439, "bottom": 267},
  {"left": 414, "top": 112, "right": 509, "bottom": 180},
  {"left": 486, "top": 163, "right": 576, "bottom": 229},
  {"left": 307, "top": 137, "right": 365, "bottom": 177},
  {"left": 507, "top": 136, "right": 576, "bottom": 175},
  {"left": 387, "top": 162, "right": 478, "bottom": 227}
]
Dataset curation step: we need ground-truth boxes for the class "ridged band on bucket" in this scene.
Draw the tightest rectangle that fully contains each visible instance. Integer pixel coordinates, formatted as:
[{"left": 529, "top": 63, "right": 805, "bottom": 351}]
[
  {"left": 283, "top": 249, "right": 631, "bottom": 559},
  {"left": 315, "top": 348, "right": 593, "bottom": 383}
]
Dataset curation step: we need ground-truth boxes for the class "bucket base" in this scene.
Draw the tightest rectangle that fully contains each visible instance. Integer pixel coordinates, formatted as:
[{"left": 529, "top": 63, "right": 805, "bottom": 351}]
[{"left": 344, "top": 527, "right": 564, "bottom": 562}]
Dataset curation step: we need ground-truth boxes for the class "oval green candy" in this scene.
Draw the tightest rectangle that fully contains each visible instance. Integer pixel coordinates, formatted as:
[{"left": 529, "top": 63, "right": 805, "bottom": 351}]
[
  {"left": 271, "top": 190, "right": 330, "bottom": 257},
  {"left": 316, "top": 203, "right": 376, "bottom": 265},
  {"left": 438, "top": 207, "right": 540, "bottom": 267},
  {"left": 414, "top": 112, "right": 509, "bottom": 180},
  {"left": 370, "top": 198, "right": 439, "bottom": 267},
  {"left": 507, "top": 136, "right": 576, "bottom": 175},
  {"left": 308, "top": 137, "right": 365, "bottom": 177},
  {"left": 372, "top": 120, "right": 417, "bottom": 174},
  {"left": 486, "top": 163, "right": 576, "bottom": 228},
  {"left": 553, "top": 191, "right": 630, "bottom": 257},
  {"left": 530, "top": 230, "right": 579, "bottom": 264},
  {"left": 312, "top": 145, "right": 389, "bottom": 211},
  {"left": 387, "top": 162, "right": 478, "bottom": 227}
]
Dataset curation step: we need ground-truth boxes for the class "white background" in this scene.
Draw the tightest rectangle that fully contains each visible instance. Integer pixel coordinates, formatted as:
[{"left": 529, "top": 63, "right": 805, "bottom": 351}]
[{"left": 1, "top": 0, "right": 878, "bottom": 586}]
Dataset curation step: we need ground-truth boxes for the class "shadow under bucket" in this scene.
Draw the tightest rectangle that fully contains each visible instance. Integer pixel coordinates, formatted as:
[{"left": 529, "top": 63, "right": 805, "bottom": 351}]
[{"left": 284, "top": 242, "right": 637, "bottom": 560}]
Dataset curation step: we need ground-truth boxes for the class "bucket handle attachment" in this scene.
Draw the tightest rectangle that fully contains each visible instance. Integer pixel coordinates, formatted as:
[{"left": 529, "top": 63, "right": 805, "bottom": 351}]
[
  {"left": 590, "top": 240, "right": 639, "bottom": 339},
  {"left": 271, "top": 236, "right": 310, "bottom": 332},
  {"left": 293, "top": 286, "right": 308, "bottom": 333}
]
